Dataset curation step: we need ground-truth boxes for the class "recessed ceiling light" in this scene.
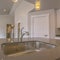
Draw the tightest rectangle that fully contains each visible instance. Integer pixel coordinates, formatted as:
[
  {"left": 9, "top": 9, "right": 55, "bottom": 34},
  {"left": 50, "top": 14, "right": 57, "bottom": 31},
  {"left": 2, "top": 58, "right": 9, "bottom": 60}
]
[
  {"left": 12, "top": 0, "right": 18, "bottom": 3},
  {"left": 35, "top": 0, "right": 41, "bottom": 10}
]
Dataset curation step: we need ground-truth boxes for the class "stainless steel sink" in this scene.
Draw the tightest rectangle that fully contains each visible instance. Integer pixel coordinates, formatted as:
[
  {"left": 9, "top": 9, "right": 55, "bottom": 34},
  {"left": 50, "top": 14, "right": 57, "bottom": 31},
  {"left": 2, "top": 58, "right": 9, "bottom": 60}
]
[{"left": 1, "top": 41, "right": 56, "bottom": 55}]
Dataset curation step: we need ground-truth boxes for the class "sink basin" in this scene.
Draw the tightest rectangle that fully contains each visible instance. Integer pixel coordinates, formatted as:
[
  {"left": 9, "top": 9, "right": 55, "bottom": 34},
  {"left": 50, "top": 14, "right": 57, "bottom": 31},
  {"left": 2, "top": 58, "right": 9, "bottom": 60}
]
[
  {"left": 1, "top": 43, "right": 26, "bottom": 55},
  {"left": 7, "top": 50, "right": 35, "bottom": 56},
  {"left": 1, "top": 41, "right": 56, "bottom": 55}
]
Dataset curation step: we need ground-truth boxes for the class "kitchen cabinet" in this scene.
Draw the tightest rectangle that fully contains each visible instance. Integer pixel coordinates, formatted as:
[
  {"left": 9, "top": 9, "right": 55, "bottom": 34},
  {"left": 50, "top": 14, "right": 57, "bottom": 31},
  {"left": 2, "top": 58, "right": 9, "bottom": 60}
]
[
  {"left": 30, "top": 14, "right": 49, "bottom": 38},
  {"left": 28, "top": 9, "right": 56, "bottom": 39},
  {"left": 56, "top": 9, "right": 60, "bottom": 28}
]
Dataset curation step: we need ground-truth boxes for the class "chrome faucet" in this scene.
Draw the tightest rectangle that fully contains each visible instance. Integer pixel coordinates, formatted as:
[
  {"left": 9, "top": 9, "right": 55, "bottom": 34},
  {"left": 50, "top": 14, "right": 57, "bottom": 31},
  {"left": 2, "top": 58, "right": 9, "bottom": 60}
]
[{"left": 20, "top": 27, "right": 29, "bottom": 42}]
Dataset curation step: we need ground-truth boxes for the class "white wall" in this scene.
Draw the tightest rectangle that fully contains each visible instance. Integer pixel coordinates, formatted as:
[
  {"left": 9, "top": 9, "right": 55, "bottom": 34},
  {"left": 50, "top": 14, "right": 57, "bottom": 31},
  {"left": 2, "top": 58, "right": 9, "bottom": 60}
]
[
  {"left": 0, "top": 15, "right": 14, "bottom": 38},
  {"left": 14, "top": 0, "right": 34, "bottom": 38}
]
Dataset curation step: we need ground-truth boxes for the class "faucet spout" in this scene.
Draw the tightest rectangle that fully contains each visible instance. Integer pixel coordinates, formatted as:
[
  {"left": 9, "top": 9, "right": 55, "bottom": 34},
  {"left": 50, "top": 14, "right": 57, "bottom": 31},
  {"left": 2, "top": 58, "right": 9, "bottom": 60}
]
[{"left": 20, "top": 27, "right": 29, "bottom": 42}]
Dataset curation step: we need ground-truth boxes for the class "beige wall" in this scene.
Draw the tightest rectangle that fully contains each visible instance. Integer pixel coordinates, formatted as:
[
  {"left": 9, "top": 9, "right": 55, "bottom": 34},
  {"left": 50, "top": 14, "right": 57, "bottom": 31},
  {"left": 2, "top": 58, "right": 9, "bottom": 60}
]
[{"left": 0, "top": 15, "right": 14, "bottom": 38}]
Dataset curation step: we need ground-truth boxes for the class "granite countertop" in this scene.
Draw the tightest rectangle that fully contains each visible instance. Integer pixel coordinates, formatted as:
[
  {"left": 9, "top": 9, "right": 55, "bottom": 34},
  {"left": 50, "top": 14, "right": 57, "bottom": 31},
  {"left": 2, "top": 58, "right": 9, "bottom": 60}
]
[
  {"left": 1, "top": 39, "right": 60, "bottom": 60},
  {"left": 6, "top": 46, "right": 60, "bottom": 60}
]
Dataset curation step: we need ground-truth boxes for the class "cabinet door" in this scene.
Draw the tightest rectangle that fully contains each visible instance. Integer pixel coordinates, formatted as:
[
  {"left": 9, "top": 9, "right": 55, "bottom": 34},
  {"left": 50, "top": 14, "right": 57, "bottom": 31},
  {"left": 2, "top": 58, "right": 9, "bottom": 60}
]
[
  {"left": 30, "top": 14, "right": 49, "bottom": 38},
  {"left": 57, "top": 10, "right": 60, "bottom": 28}
]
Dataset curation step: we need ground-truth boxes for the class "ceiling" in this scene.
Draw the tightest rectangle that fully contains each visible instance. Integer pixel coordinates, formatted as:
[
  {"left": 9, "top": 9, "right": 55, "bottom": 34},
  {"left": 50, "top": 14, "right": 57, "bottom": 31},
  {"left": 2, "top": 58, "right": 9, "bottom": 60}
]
[
  {"left": 26, "top": 0, "right": 60, "bottom": 10},
  {"left": 0, "top": 0, "right": 14, "bottom": 15},
  {"left": 0, "top": 0, "right": 60, "bottom": 15}
]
